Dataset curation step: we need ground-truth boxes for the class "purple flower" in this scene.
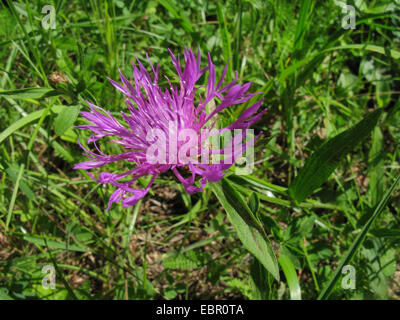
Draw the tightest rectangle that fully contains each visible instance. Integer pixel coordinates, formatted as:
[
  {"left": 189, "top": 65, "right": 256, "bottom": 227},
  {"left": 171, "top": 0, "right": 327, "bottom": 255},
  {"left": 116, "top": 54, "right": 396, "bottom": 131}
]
[{"left": 74, "top": 48, "right": 266, "bottom": 211}]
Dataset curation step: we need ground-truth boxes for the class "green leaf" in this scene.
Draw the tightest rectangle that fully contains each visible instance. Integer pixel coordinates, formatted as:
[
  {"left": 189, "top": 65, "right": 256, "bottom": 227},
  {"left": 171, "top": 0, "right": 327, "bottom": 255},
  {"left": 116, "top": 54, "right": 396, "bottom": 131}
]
[
  {"left": 211, "top": 178, "right": 280, "bottom": 281},
  {"left": 0, "top": 288, "right": 13, "bottom": 300},
  {"left": 228, "top": 174, "right": 287, "bottom": 195},
  {"left": 371, "top": 228, "right": 400, "bottom": 238},
  {"left": 0, "top": 110, "right": 43, "bottom": 144},
  {"left": 0, "top": 87, "right": 58, "bottom": 100},
  {"left": 249, "top": 259, "right": 269, "bottom": 300},
  {"left": 66, "top": 222, "right": 93, "bottom": 244},
  {"left": 0, "top": 105, "right": 63, "bottom": 144},
  {"left": 164, "top": 289, "right": 178, "bottom": 299},
  {"left": 376, "top": 80, "right": 391, "bottom": 108},
  {"left": 52, "top": 140, "right": 74, "bottom": 163},
  {"left": 381, "top": 248, "right": 396, "bottom": 277},
  {"left": 278, "top": 254, "right": 302, "bottom": 300},
  {"left": 329, "top": 44, "right": 400, "bottom": 60},
  {"left": 23, "top": 235, "right": 87, "bottom": 252},
  {"left": 289, "top": 109, "right": 382, "bottom": 202},
  {"left": 362, "top": 239, "right": 389, "bottom": 299},
  {"left": 248, "top": 192, "right": 260, "bottom": 217},
  {"left": 318, "top": 175, "right": 400, "bottom": 300},
  {"left": 163, "top": 250, "right": 210, "bottom": 270},
  {"left": 369, "top": 126, "right": 385, "bottom": 205},
  {"left": 224, "top": 277, "right": 252, "bottom": 299},
  {"left": 54, "top": 105, "right": 80, "bottom": 136}
]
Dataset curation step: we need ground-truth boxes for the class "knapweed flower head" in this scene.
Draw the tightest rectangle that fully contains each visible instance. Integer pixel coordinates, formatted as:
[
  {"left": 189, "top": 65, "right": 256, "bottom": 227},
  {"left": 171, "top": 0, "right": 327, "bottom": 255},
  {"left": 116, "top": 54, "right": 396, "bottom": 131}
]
[{"left": 74, "top": 48, "right": 266, "bottom": 210}]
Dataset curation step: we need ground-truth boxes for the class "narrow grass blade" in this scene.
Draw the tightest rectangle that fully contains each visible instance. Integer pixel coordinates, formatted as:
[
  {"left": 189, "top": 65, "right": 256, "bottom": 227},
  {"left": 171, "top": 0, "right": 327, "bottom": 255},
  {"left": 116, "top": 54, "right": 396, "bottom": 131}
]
[
  {"left": 43, "top": 239, "right": 79, "bottom": 300},
  {"left": 0, "top": 110, "right": 44, "bottom": 144},
  {"left": 158, "top": 0, "right": 194, "bottom": 33},
  {"left": 293, "top": 0, "right": 312, "bottom": 51},
  {"left": 0, "top": 105, "right": 61, "bottom": 144},
  {"left": 0, "top": 87, "right": 57, "bottom": 100},
  {"left": 5, "top": 0, "right": 48, "bottom": 84},
  {"left": 5, "top": 99, "right": 57, "bottom": 229},
  {"left": 216, "top": 2, "right": 233, "bottom": 81},
  {"left": 278, "top": 254, "right": 301, "bottom": 300},
  {"left": 5, "top": 165, "right": 34, "bottom": 200},
  {"left": 227, "top": 174, "right": 288, "bottom": 195},
  {"left": 6, "top": 163, "right": 24, "bottom": 230},
  {"left": 318, "top": 175, "right": 400, "bottom": 300},
  {"left": 24, "top": 235, "right": 87, "bottom": 252}
]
